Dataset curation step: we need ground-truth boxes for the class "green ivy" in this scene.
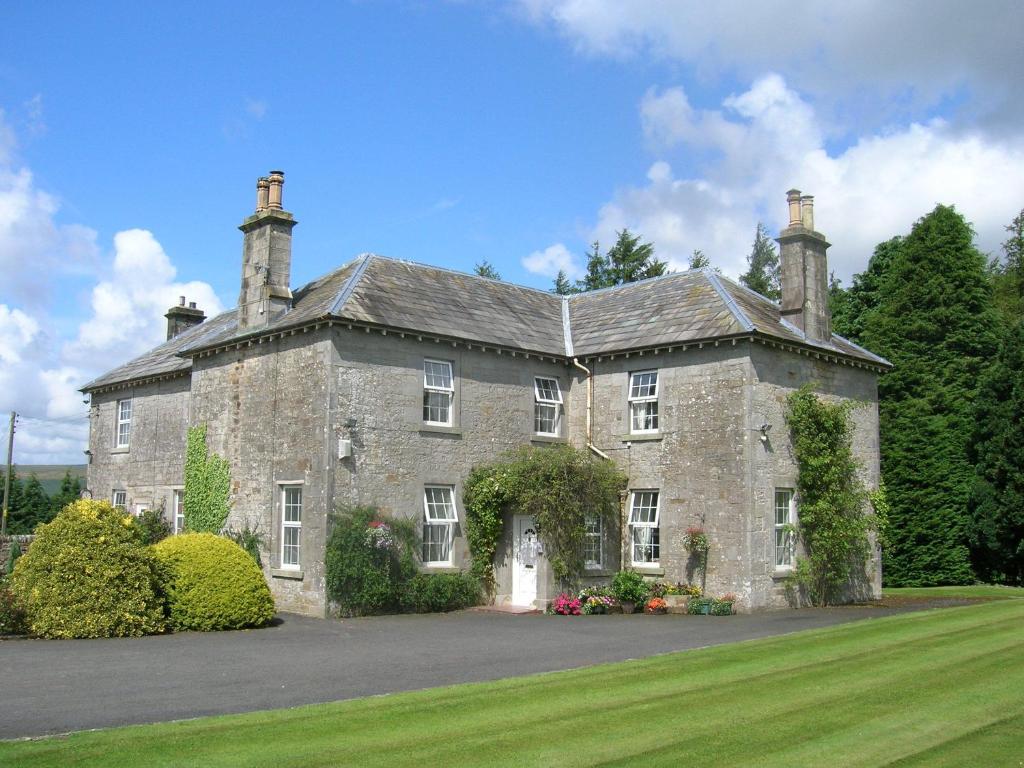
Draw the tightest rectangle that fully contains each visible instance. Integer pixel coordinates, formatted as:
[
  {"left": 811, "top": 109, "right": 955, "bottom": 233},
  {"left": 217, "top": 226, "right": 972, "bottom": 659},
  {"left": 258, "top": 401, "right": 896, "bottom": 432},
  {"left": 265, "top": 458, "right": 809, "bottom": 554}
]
[
  {"left": 786, "top": 387, "right": 881, "bottom": 606},
  {"left": 183, "top": 424, "right": 231, "bottom": 534},
  {"left": 464, "top": 445, "right": 627, "bottom": 590}
]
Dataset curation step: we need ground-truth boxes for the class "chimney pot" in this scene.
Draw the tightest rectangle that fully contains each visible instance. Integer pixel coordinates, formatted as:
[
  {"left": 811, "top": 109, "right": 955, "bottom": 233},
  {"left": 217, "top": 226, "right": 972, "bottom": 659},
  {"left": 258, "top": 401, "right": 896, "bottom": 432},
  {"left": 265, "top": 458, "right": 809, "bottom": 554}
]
[
  {"left": 188, "top": 301, "right": 197, "bottom": 309},
  {"left": 800, "top": 195, "right": 815, "bottom": 231},
  {"left": 256, "top": 177, "right": 270, "bottom": 212},
  {"left": 786, "top": 189, "right": 802, "bottom": 226},
  {"left": 179, "top": 295, "right": 186, "bottom": 306},
  {"left": 267, "top": 171, "right": 284, "bottom": 210}
]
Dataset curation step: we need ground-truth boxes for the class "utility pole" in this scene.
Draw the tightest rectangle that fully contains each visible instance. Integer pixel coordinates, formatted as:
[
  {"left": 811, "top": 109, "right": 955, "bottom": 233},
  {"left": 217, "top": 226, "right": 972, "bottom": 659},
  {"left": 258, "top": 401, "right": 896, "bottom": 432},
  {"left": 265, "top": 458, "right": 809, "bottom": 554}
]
[{"left": 1, "top": 411, "right": 15, "bottom": 536}]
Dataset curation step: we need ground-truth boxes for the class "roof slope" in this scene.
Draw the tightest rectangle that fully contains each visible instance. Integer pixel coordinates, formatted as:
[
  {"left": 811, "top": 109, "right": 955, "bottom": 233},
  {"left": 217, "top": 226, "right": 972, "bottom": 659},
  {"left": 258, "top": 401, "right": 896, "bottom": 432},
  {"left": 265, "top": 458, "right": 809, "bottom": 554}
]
[
  {"left": 81, "top": 309, "right": 239, "bottom": 390},
  {"left": 338, "top": 256, "right": 566, "bottom": 355},
  {"left": 83, "top": 257, "right": 887, "bottom": 391}
]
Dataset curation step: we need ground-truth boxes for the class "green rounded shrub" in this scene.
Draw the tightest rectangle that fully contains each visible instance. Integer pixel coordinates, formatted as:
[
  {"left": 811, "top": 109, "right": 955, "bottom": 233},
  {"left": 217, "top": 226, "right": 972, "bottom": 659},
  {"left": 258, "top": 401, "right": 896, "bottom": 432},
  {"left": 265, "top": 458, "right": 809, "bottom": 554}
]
[
  {"left": 10, "top": 500, "right": 165, "bottom": 638},
  {"left": 152, "top": 533, "right": 274, "bottom": 631},
  {"left": 400, "top": 573, "right": 480, "bottom": 613},
  {"left": 611, "top": 569, "right": 651, "bottom": 605}
]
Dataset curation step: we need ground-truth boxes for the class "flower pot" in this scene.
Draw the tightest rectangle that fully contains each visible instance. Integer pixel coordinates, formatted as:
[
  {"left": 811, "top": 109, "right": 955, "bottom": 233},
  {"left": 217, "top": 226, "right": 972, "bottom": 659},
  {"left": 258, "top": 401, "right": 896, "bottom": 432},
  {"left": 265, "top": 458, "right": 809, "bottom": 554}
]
[
  {"left": 701, "top": 602, "right": 712, "bottom": 615},
  {"left": 620, "top": 601, "right": 636, "bottom": 614}
]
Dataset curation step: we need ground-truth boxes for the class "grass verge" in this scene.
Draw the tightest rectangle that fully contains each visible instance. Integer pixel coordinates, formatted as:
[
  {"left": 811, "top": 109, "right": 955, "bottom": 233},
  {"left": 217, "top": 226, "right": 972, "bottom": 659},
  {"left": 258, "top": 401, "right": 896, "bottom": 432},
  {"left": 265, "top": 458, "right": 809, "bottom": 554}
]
[{"left": 2, "top": 599, "right": 1023, "bottom": 767}]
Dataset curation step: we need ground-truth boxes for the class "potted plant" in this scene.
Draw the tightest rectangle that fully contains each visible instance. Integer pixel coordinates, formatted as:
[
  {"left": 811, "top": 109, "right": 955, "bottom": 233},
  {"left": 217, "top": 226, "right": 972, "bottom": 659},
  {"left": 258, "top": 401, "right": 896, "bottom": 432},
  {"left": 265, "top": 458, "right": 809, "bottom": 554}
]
[
  {"left": 611, "top": 570, "right": 650, "bottom": 614},
  {"left": 683, "top": 526, "right": 710, "bottom": 592},
  {"left": 645, "top": 597, "right": 668, "bottom": 614},
  {"left": 688, "top": 596, "right": 715, "bottom": 615},
  {"left": 551, "top": 593, "right": 582, "bottom": 615},
  {"left": 712, "top": 593, "right": 736, "bottom": 615}
]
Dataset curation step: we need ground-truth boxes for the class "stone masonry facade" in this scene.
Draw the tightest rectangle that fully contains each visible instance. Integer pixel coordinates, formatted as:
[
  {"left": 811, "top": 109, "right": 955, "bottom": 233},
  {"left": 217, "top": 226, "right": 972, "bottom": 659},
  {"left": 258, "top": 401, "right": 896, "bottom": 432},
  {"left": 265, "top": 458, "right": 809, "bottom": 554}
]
[{"left": 83, "top": 176, "right": 887, "bottom": 616}]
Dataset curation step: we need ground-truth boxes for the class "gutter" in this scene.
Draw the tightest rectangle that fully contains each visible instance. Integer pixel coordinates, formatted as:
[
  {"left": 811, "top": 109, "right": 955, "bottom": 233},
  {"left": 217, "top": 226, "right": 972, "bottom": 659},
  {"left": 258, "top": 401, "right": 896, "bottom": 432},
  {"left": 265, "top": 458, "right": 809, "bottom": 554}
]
[{"left": 572, "top": 357, "right": 611, "bottom": 461}]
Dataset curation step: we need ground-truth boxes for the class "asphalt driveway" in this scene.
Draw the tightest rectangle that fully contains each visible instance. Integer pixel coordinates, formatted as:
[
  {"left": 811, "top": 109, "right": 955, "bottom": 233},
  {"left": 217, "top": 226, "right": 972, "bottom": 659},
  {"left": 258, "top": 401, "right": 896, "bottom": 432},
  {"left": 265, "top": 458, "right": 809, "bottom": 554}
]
[{"left": 0, "top": 601, "right": 960, "bottom": 739}]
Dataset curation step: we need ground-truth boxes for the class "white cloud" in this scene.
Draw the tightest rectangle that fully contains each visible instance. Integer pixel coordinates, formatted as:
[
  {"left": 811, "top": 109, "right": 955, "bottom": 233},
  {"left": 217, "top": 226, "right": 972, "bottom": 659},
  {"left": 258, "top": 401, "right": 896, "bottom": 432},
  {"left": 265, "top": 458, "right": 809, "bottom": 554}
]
[
  {"left": 587, "top": 76, "right": 1024, "bottom": 282},
  {"left": 245, "top": 98, "right": 268, "bottom": 121},
  {"left": 66, "top": 228, "right": 223, "bottom": 365},
  {"left": 0, "top": 305, "right": 39, "bottom": 364},
  {"left": 521, "top": 242, "right": 582, "bottom": 279},
  {"left": 517, "top": 1, "right": 1023, "bottom": 129}
]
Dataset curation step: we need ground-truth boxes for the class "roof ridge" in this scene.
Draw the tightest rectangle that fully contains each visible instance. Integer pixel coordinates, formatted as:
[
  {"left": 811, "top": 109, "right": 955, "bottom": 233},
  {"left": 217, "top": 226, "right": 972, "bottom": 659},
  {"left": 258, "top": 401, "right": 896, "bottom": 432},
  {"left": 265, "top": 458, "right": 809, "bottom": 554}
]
[
  {"left": 360, "top": 253, "right": 561, "bottom": 298},
  {"left": 705, "top": 270, "right": 756, "bottom": 332},
  {"left": 328, "top": 253, "right": 374, "bottom": 315},
  {"left": 568, "top": 268, "right": 700, "bottom": 300},
  {"left": 712, "top": 272, "right": 780, "bottom": 307}
]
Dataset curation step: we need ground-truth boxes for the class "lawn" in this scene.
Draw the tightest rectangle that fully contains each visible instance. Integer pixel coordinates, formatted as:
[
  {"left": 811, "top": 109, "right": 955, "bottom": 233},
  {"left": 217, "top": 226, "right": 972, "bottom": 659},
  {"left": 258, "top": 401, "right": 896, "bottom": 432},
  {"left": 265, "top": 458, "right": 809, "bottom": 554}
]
[
  {"left": 883, "top": 584, "right": 1024, "bottom": 600},
  {"left": 2, "top": 598, "right": 1023, "bottom": 767}
]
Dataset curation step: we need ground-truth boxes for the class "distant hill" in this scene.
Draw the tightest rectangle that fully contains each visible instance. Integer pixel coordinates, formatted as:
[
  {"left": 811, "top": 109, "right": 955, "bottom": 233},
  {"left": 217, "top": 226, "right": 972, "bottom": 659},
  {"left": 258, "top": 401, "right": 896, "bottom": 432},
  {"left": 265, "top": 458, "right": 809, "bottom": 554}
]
[{"left": 11, "top": 464, "right": 87, "bottom": 496}]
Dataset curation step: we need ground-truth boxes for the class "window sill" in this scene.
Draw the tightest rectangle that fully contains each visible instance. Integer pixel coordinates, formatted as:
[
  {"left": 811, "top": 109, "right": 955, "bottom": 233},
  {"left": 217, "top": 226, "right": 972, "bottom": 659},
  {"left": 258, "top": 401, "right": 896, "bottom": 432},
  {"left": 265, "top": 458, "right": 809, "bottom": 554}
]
[
  {"left": 632, "top": 565, "right": 665, "bottom": 576},
  {"left": 271, "top": 569, "right": 304, "bottom": 580},
  {"left": 771, "top": 569, "right": 794, "bottom": 581},
  {"left": 419, "top": 426, "right": 462, "bottom": 437},
  {"left": 110, "top": 446, "right": 130, "bottom": 454},
  {"left": 531, "top": 435, "right": 567, "bottom": 444},
  {"left": 584, "top": 568, "right": 615, "bottom": 577},
  {"left": 622, "top": 433, "right": 662, "bottom": 443},
  {"left": 420, "top": 565, "right": 460, "bottom": 573}
]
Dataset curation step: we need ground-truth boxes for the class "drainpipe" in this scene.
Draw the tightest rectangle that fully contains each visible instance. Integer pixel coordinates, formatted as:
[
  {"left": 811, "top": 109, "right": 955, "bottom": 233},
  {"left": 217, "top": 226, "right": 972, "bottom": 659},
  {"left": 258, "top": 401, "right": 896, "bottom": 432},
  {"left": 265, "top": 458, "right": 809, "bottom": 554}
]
[{"left": 572, "top": 357, "right": 611, "bottom": 460}]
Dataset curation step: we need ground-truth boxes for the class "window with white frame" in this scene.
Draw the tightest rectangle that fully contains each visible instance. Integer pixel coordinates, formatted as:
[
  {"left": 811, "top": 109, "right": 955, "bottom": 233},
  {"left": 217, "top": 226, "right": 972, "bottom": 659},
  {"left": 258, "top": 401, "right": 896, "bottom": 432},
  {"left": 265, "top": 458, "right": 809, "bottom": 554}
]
[
  {"left": 629, "top": 490, "right": 660, "bottom": 565},
  {"left": 423, "top": 359, "right": 454, "bottom": 426},
  {"left": 172, "top": 489, "right": 185, "bottom": 534},
  {"left": 534, "top": 377, "right": 563, "bottom": 436},
  {"left": 112, "top": 489, "right": 127, "bottom": 510},
  {"left": 583, "top": 515, "right": 603, "bottom": 569},
  {"left": 281, "top": 485, "right": 303, "bottom": 569},
  {"left": 628, "top": 371, "right": 659, "bottom": 433},
  {"left": 115, "top": 398, "right": 133, "bottom": 448},
  {"left": 422, "top": 485, "right": 457, "bottom": 564},
  {"left": 774, "top": 488, "right": 796, "bottom": 569}
]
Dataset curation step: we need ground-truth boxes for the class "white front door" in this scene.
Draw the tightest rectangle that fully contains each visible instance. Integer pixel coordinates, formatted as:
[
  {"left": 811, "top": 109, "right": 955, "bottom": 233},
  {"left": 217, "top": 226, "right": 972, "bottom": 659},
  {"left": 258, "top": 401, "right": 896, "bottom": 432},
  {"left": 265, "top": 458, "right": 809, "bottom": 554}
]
[{"left": 512, "top": 514, "right": 540, "bottom": 606}]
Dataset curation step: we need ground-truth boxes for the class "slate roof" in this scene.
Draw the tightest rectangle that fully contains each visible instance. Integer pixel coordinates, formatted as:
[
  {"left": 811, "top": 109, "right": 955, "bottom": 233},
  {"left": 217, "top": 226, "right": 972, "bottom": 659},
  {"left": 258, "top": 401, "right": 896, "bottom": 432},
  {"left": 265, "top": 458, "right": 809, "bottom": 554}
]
[{"left": 82, "top": 254, "right": 888, "bottom": 391}]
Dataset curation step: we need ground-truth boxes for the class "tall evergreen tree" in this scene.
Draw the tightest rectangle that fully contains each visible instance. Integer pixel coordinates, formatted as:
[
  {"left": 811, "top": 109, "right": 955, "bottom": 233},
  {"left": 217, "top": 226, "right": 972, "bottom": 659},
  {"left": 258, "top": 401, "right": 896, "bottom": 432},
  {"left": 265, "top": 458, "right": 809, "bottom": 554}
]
[
  {"left": 15, "top": 474, "right": 51, "bottom": 534},
  {"left": 967, "top": 321, "right": 1024, "bottom": 584},
  {"left": 991, "top": 208, "right": 1024, "bottom": 324},
  {"left": 551, "top": 270, "right": 574, "bottom": 295},
  {"left": 739, "top": 222, "right": 780, "bottom": 300},
  {"left": 575, "top": 231, "right": 666, "bottom": 291},
  {"left": 577, "top": 241, "right": 610, "bottom": 292},
  {"left": 831, "top": 237, "right": 902, "bottom": 343},
  {"left": 50, "top": 470, "right": 82, "bottom": 516},
  {"left": 473, "top": 260, "right": 502, "bottom": 280},
  {"left": 688, "top": 249, "right": 713, "bottom": 271},
  {"left": 863, "top": 205, "right": 1001, "bottom": 586}
]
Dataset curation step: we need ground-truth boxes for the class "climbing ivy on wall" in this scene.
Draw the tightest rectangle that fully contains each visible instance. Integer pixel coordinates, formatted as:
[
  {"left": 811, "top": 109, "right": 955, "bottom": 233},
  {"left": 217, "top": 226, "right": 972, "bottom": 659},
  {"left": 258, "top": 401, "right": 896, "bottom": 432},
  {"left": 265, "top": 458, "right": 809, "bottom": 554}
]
[
  {"left": 464, "top": 445, "right": 626, "bottom": 592},
  {"left": 183, "top": 424, "right": 231, "bottom": 534},
  {"left": 785, "top": 387, "right": 884, "bottom": 606}
]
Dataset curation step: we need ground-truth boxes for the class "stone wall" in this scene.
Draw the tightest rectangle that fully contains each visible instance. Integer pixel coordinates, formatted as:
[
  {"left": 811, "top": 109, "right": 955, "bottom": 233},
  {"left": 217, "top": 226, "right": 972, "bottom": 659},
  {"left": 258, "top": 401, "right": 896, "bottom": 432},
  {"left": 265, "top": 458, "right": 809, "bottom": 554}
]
[
  {"left": 86, "top": 376, "right": 191, "bottom": 517},
  {"left": 190, "top": 329, "right": 333, "bottom": 617},
  {"left": 576, "top": 344, "right": 756, "bottom": 603},
  {"left": 1, "top": 535, "right": 33, "bottom": 570},
  {"left": 327, "top": 326, "right": 571, "bottom": 606},
  {"left": 747, "top": 342, "right": 882, "bottom": 607}
]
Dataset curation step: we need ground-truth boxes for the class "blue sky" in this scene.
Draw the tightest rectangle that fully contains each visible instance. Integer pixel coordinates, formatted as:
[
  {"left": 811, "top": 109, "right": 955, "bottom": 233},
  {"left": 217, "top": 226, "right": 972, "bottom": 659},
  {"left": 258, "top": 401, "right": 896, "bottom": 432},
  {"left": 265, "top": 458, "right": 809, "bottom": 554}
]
[{"left": 2, "top": 1, "right": 1023, "bottom": 462}]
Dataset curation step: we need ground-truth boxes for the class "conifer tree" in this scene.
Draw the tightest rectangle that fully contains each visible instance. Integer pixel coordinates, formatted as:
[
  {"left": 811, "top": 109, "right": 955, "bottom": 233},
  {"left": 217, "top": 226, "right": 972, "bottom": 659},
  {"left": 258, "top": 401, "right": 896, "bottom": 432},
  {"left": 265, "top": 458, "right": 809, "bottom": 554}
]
[
  {"left": 551, "top": 270, "right": 574, "bottom": 295},
  {"left": 991, "top": 208, "right": 1024, "bottom": 324},
  {"left": 16, "top": 475, "right": 51, "bottom": 534},
  {"left": 575, "top": 231, "right": 666, "bottom": 291},
  {"left": 863, "top": 205, "right": 1000, "bottom": 586},
  {"left": 473, "top": 260, "right": 502, "bottom": 280},
  {"left": 831, "top": 237, "right": 901, "bottom": 343},
  {"left": 967, "top": 321, "right": 1024, "bottom": 584},
  {"left": 50, "top": 470, "right": 82, "bottom": 516},
  {"left": 739, "top": 222, "right": 780, "bottom": 300},
  {"left": 0, "top": 468, "right": 23, "bottom": 533}
]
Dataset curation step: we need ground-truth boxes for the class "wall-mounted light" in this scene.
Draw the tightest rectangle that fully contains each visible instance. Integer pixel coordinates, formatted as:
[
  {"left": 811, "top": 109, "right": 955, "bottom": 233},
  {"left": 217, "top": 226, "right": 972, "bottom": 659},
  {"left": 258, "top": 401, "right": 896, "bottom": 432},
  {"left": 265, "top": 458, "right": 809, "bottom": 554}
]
[{"left": 759, "top": 423, "right": 772, "bottom": 443}]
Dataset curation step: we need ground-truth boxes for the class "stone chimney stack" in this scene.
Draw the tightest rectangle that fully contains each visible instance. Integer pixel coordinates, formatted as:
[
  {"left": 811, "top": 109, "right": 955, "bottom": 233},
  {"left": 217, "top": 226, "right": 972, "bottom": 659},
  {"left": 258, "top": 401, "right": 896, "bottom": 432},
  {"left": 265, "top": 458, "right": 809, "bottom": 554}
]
[
  {"left": 238, "top": 170, "right": 297, "bottom": 331},
  {"left": 777, "top": 189, "right": 831, "bottom": 342},
  {"left": 165, "top": 295, "right": 206, "bottom": 340}
]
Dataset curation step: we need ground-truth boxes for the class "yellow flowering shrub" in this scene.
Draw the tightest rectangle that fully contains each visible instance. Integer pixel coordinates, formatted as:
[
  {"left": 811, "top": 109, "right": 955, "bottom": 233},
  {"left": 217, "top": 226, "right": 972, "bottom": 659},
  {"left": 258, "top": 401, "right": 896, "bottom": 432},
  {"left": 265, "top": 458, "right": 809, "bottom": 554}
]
[
  {"left": 10, "top": 500, "right": 165, "bottom": 638},
  {"left": 152, "top": 533, "right": 274, "bottom": 631}
]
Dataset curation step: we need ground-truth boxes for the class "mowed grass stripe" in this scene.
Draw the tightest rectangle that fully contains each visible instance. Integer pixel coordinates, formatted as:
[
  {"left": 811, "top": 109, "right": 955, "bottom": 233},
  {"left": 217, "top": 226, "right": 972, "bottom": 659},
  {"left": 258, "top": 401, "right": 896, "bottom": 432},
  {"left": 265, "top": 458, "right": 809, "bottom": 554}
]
[{"left": 2, "top": 600, "right": 1022, "bottom": 767}]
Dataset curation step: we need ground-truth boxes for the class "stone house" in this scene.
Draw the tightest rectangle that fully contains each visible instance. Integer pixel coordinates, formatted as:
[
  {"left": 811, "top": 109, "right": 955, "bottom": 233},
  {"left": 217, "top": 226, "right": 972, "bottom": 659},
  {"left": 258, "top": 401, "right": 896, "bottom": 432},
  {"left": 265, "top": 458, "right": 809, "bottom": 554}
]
[{"left": 82, "top": 173, "right": 889, "bottom": 616}]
